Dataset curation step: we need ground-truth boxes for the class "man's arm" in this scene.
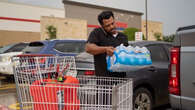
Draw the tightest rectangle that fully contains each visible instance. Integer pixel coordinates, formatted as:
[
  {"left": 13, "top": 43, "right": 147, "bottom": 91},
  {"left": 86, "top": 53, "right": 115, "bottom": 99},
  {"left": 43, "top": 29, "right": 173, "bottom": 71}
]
[{"left": 85, "top": 43, "right": 115, "bottom": 56}]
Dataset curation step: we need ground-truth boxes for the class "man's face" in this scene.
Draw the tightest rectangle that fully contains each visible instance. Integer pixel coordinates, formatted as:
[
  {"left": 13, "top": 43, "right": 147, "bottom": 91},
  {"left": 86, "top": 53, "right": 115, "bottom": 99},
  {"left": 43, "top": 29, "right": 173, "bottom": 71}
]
[{"left": 102, "top": 16, "right": 117, "bottom": 34}]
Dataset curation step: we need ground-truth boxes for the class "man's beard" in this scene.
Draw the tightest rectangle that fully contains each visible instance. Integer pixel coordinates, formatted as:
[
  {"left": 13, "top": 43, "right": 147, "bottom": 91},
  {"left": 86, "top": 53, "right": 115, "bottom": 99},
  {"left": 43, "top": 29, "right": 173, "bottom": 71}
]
[{"left": 110, "top": 28, "right": 117, "bottom": 34}]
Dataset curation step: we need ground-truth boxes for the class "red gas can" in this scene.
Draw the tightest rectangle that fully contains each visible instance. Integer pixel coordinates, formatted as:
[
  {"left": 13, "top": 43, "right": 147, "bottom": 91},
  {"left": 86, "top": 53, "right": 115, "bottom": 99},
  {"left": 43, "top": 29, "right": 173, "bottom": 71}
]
[{"left": 30, "top": 76, "right": 80, "bottom": 110}]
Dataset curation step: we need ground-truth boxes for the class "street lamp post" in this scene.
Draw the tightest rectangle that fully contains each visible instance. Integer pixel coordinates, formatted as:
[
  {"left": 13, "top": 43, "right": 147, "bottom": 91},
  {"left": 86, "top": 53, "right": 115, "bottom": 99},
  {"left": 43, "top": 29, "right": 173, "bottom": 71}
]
[{"left": 145, "top": 0, "right": 148, "bottom": 40}]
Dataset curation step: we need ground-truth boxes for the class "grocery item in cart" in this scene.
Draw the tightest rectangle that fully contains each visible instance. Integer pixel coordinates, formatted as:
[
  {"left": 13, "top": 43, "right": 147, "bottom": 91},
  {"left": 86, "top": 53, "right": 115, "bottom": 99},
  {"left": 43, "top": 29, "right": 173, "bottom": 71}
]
[
  {"left": 30, "top": 76, "right": 80, "bottom": 110},
  {"left": 107, "top": 44, "right": 152, "bottom": 72}
]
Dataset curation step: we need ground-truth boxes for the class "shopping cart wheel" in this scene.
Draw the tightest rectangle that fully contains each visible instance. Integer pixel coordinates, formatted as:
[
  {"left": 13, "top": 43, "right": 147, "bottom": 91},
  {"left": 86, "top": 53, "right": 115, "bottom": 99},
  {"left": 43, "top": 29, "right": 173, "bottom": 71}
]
[{"left": 133, "top": 87, "right": 153, "bottom": 110}]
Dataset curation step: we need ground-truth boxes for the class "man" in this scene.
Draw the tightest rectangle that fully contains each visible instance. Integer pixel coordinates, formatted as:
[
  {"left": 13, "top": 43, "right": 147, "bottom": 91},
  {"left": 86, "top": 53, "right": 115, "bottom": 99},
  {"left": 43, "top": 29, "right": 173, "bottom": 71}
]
[{"left": 85, "top": 11, "right": 128, "bottom": 77}]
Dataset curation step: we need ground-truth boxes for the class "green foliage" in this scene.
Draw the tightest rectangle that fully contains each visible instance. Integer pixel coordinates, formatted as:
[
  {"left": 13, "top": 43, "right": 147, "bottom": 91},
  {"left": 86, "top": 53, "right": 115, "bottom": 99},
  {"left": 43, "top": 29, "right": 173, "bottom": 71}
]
[
  {"left": 123, "top": 27, "right": 139, "bottom": 41},
  {"left": 154, "top": 32, "right": 175, "bottom": 42},
  {"left": 154, "top": 32, "right": 162, "bottom": 41},
  {"left": 142, "top": 34, "right": 146, "bottom": 40},
  {"left": 163, "top": 34, "right": 175, "bottom": 42},
  {"left": 46, "top": 25, "right": 57, "bottom": 40}
]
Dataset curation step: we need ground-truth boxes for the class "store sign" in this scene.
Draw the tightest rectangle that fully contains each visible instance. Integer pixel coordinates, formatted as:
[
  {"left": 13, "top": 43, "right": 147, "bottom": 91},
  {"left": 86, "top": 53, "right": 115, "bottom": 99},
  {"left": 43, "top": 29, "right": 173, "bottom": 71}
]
[
  {"left": 116, "top": 21, "right": 128, "bottom": 28},
  {"left": 135, "top": 32, "right": 143, "bottom": 41}
]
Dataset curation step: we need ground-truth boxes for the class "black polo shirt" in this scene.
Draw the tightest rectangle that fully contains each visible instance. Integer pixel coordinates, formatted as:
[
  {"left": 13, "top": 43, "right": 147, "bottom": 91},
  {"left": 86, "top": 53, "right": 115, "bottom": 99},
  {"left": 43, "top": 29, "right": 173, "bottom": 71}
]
[{"left": 87, "top": 27, "right": 128, "bottom": 77}]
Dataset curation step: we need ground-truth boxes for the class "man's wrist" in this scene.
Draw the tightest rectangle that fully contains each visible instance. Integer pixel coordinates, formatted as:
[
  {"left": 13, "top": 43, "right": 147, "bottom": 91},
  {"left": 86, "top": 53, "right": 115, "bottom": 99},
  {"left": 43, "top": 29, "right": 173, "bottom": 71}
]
[{"left": 103, "top": 46, "right": 108, "bottom": 53}]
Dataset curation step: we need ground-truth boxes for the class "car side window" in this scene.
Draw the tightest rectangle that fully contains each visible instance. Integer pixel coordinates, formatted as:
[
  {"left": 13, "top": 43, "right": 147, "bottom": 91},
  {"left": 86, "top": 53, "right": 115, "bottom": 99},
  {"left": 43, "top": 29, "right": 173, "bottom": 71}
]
[
  {"left": 147, "top": 45, "right": 169, "bottom": 62},
  {"left": 54, "top": 42, "right": 85, "bottom": 53},
  {"left": 163, "top": 44, "right": 172, "bottom": 60}
]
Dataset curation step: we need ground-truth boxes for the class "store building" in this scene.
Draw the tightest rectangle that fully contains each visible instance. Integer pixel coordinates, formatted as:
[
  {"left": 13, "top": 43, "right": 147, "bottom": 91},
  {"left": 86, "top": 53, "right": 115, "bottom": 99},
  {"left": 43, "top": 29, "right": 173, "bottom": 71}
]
[
  {"left": 1, "top": 0, "right": 154, "bottom": 46},
  {"left": 142, "top": 20, "right": 163, "bottom": 41},
  {"left": 0, "top": 0, "right": 64, "bottom": 46},
  {"left": 63, "top": 0, "right": 143, "bottom": 35}
]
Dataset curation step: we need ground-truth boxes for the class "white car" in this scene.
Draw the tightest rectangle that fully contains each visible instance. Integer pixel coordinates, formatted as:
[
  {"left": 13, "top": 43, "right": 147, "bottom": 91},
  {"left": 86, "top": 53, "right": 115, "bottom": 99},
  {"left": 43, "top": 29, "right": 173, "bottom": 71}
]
[{"left": 0, "top": 52, "right": 23, "bottom": 75}]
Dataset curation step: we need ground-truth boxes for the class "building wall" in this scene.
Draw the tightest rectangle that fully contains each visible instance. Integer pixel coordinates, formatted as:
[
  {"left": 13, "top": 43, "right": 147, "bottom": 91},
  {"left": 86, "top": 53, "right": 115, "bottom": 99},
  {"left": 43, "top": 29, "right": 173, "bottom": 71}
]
[
  {"left": 0, "top": 1, "right": 64, "bottom": 46},
  {"left": 142, "top": 20, "right": 163, "bottom": 41},
  {"left": 40, "top": 16, "right": 87, "bottom": 40},
  {"left": 0, "top": 1, "right": 64, "bottom": 32},
  {"left": 0, "top": 30, "right": 40, "bottom": 46},
  {"left": 63, "top": 1, "right": 142, "bottom": 36}
]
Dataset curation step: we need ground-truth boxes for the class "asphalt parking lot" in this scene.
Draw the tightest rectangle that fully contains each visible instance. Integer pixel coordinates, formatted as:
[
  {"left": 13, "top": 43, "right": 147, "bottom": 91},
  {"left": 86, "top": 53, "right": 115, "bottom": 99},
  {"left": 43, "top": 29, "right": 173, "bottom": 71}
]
[{"left": 0, "top": 75, "right": 18, "bottom": 110}]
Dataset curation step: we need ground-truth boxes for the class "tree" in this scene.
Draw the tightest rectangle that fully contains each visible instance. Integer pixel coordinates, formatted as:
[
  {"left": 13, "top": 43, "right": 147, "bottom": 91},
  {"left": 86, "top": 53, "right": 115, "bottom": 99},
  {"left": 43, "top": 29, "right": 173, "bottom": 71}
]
[
  {"left": 46, "top": 25, "right": 57, "bottom": 40},
  {"left": 123, "top": 27, "right": 139, "bottom": 41},
  {"left": 154, "top": 32, "right": 162, "bottom": 41},
  {"left": 154, "top": 32, "right": 175, "bottom": 42},
  {"left": 163, "top": 34, "right": 175, "bottom": 42}
]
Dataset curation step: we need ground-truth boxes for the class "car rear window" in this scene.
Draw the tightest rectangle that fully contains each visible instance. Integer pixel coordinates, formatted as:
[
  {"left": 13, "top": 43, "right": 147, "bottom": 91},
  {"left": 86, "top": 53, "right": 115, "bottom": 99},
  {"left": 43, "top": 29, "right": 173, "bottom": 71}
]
[
  {"left": 23, "top": 42, "right": 44, "bottom": 53},
  {"left": 54, "top": 42, "right": 85, "bottom": 53},
  {"left": 147, "top": 45, "right": 169, "bottom": 62}
]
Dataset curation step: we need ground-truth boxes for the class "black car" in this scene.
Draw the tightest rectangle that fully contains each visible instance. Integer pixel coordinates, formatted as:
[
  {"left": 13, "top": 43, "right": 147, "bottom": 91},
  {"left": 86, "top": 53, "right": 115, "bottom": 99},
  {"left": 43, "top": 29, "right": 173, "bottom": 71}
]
[{"left": 75, "top": 41, "right": 172, "bottom": 110}]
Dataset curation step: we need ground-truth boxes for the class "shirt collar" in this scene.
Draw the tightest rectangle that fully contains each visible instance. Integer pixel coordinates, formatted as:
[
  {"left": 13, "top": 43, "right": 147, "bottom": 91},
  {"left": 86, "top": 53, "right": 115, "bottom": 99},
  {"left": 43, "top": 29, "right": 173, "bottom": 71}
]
[{"left": 113, "top": 33, "right": 118, "bottom": 37}]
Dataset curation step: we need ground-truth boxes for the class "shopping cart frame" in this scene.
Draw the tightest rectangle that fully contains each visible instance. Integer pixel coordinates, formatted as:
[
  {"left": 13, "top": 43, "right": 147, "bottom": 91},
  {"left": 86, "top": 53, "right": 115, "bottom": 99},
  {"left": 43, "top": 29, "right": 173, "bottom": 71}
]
[{"left": 12, "top": 55, "right": 133, "bottom": 110}]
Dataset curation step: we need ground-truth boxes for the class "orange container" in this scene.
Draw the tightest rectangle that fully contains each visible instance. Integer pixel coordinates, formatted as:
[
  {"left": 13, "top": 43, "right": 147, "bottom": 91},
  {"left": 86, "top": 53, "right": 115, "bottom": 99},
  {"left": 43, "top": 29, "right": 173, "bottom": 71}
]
[{"left": 30, "top": 76, "right": 80, "bottom": 110}]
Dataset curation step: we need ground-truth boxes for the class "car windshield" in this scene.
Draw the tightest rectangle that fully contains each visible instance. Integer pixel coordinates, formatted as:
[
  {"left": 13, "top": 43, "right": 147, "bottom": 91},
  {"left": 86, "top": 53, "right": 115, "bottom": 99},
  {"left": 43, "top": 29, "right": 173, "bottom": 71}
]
[{"left": 0, "top": 44, "right": 15, "bottom": 54}]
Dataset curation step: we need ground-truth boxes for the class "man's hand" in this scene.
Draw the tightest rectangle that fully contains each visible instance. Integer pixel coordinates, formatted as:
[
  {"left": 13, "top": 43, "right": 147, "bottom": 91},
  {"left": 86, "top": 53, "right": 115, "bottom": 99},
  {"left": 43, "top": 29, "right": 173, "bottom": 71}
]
[{"left": 106, "top": 46, "right": 115, "bottom": 56}]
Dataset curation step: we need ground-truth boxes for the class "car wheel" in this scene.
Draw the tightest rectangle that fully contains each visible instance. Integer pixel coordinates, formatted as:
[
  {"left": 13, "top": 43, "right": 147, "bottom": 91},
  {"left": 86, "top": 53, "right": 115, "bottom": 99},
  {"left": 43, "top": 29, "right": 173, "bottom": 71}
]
[{"left": 133, "top": 88, "right": 153, "bottom": 110}]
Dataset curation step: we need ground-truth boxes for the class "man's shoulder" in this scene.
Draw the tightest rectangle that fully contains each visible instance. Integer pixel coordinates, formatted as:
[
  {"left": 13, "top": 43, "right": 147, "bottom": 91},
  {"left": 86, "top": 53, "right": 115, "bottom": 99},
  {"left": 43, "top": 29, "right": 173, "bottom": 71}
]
[
  {"left": 118, "top": 32, "right": 125, "bottom": 35},
  {"left": 92, "top": 27, "right": 102, "bottom": 32},
  {"left": 90, "top": 27, "right": 106, "bottom": 36},
  {"left": 118, "top": 32, "right": 127, "bottom": 37}
]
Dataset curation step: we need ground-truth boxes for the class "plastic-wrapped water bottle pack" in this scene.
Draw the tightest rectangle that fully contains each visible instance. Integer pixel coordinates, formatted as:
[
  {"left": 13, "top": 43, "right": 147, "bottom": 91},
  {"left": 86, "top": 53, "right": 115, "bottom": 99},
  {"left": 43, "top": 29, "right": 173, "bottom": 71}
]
[{"left": 107, "top": 44, "right": 152, "bottom": 72}]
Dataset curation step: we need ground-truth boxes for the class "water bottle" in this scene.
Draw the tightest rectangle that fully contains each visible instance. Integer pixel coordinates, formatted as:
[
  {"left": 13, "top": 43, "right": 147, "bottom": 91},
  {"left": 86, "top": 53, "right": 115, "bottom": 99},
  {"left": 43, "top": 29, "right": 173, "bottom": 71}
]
[
  {"left": 118, "top": 51, "right": 128, "bottom": 65},
  {"left": 128, "top": 52, "right": 136, "bottom": 65},
  {"left": 142, "top": 47, "right": 152, "bottom": 65},
  {"left": 133, "top": 46, "right": 140, "bottom": 65},
  {"left": 140, "top": 47, "right": 147, "bottom": 65}
]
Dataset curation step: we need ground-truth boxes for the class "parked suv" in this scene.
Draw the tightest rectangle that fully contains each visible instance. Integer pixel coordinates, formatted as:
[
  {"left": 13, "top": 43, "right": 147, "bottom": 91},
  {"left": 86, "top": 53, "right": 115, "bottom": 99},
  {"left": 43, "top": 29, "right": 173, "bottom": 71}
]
[
  {"left": 169, "top": 25, "right": 195, "bottom": 110},
  {"left": 23, "top": 39, "right": 86, "bottom": 56},
  {"left": 76, "top": 41, "right": 172, "bottom": 110}
]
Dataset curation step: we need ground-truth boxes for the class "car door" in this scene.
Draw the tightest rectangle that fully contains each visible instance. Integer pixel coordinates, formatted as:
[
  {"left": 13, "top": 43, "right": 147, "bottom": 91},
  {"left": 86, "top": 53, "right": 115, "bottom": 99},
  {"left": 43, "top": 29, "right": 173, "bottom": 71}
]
[{"left": 146, "top": 44, "right": 170, "bottom": 105}]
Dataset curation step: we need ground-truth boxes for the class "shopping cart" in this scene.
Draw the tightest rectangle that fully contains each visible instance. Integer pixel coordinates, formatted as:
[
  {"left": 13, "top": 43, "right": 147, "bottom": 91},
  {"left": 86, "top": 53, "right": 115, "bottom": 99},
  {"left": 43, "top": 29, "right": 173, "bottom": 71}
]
[{"left": 12, "top": 55, "right": 133, "bottom": 110}]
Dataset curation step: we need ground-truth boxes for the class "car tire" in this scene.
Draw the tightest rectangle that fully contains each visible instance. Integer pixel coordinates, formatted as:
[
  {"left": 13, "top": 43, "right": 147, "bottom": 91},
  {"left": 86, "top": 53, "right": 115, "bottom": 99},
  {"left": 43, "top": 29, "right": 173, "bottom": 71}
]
[{"left": 133, "top": 87, "right": 153, "bottom": 110}]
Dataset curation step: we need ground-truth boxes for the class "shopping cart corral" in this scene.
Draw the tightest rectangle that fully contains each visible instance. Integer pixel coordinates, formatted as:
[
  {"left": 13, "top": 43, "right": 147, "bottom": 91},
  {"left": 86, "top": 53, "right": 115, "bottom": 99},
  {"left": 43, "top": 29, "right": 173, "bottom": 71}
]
[{"left": 12, "top": 55, "right": 133, "bottom": 110}]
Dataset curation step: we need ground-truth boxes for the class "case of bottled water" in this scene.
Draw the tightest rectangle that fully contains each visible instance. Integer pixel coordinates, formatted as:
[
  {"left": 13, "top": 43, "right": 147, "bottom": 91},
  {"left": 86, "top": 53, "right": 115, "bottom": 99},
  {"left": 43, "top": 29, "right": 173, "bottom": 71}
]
[{"left": 107, "top": 44, "right": 152, "bottom": 72}]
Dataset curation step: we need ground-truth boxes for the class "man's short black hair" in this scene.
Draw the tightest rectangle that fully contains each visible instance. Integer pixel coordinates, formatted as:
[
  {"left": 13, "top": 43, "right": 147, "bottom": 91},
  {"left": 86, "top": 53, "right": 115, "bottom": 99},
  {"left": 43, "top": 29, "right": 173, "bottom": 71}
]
[{"left": 98, "top": 11, "right": 114, "bottom": 25}]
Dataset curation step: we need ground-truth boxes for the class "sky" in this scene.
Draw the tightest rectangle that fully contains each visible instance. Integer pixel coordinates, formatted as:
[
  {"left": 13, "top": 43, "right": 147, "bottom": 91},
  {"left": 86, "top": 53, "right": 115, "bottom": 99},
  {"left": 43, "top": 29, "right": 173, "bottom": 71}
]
[{"left": 5, "top": 0, "right": 195, "bottom": 35}]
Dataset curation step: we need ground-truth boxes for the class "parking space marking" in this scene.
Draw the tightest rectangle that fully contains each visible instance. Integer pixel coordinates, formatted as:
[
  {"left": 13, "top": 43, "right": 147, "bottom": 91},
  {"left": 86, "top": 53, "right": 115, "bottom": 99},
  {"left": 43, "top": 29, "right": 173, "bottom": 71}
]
[
  {"left": 0, "top": 84, "right": 16, "bottom": 90},
  {"left": 9, "top": 103, "right": 32, "bottom": 110}
]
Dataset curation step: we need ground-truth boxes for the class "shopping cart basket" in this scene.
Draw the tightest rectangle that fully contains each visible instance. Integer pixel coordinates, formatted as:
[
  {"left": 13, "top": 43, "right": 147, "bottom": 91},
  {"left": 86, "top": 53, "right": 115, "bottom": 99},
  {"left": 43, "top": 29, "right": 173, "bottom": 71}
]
[{"left": 12, "top": 55, "right": 133, "bottom": 110}]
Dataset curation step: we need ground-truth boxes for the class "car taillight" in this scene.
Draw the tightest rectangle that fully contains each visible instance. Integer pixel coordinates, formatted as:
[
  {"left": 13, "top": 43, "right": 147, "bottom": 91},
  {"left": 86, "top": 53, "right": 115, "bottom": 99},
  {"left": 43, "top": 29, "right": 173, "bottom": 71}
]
[
  {"left": 169, "top": 47, "right": 180, "bottom": 95},
  {"left": 84, "top": 70, "right": 95, "bottom": 75}
]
